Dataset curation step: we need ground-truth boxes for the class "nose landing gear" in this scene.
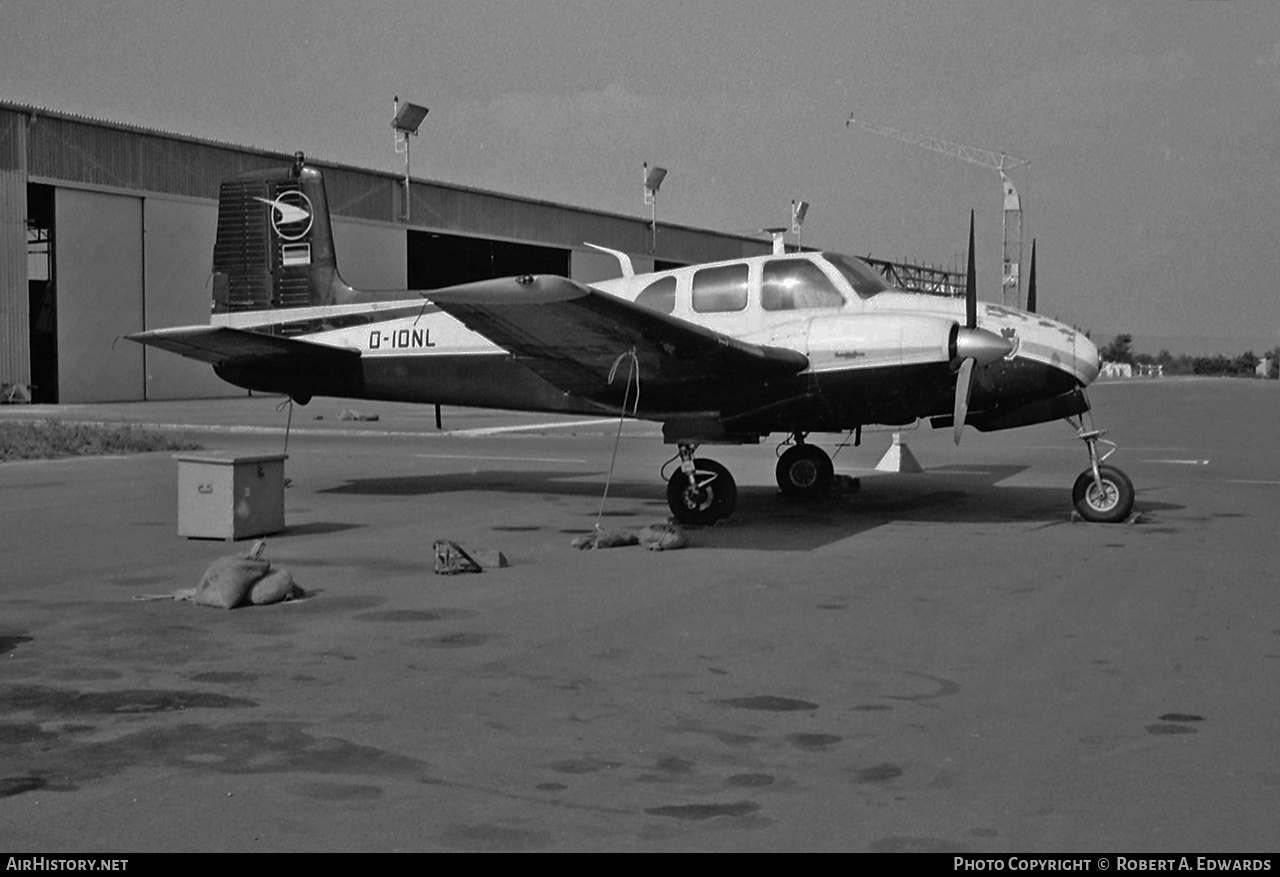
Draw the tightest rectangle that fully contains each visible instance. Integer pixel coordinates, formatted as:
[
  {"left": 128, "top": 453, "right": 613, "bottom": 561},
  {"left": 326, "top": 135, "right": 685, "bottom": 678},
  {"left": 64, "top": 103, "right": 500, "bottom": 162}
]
[{"left": 1071, "top": 423, "right": 1135, "bottom": 523}]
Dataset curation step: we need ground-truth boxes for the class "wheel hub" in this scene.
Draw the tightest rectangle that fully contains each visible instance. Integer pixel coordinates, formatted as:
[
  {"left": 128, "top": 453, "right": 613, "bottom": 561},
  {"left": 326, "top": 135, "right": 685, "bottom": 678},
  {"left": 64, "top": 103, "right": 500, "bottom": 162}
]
[
  {"left": 1086, "top": 480, "right": 1119, "bottom": 512},
  {"left": 680, "top": 484, "right": 712, "bottom": 510},
  {"left": 788, "top": 460, "right": 818, "bottom": 488}
]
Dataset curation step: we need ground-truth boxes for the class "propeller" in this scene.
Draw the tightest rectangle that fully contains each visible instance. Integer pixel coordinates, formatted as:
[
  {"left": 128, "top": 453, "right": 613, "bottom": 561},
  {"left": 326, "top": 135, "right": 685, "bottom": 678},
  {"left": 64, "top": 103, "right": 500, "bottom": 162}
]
[
  {"left": 1026, "top": 239, "right": 1037, "bottom": 314},
  {"left": 953, "top": 213, "right": 978, "bottom": 445},
  {"left": 950, "top": 211, "right": 1016, "bottom": 445},
  {"left": 953, "top": 357, "right": 975, "bottom": 446},
  {"left": 965, "top": 210, "right": 977, "bottom": 331}
]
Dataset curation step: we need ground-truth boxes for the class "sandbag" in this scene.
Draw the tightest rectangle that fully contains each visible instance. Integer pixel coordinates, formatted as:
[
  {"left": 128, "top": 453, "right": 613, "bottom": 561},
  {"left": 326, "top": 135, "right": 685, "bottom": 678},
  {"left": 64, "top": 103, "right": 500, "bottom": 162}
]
[
  {"left": 134, "top": 540, "right": 301, "bottom": 609},
  {"left": 193, "top": 556, "right": 271, "bottom": 609},
  {"left": 570, "top": 529, "right": 640, "bottom": 550},
  {"left": 248, "top": 569, "right": 297, "bottom": 605},
  {"left": 639, "top": 523, "right": 687, "bottom": 551}
]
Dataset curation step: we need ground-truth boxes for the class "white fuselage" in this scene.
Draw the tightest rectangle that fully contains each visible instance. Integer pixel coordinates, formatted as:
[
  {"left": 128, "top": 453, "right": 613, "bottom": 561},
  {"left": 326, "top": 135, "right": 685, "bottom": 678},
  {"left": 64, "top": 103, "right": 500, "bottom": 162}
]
[{"left": 210, "top": 250, "right": 1098, "bottom": 392}]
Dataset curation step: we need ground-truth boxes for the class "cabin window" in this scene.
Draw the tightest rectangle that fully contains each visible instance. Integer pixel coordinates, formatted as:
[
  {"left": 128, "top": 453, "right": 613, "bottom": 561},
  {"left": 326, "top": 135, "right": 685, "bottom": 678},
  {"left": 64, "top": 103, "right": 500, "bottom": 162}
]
[
  {"left": 635, "top": 275, "right": 676, "bottom": 314},
  {"left": 761, "top": 259, "right": 846, "bottom": 311},
  {"left": 691, "top": 264, "right": 749, "bottom": 313}
]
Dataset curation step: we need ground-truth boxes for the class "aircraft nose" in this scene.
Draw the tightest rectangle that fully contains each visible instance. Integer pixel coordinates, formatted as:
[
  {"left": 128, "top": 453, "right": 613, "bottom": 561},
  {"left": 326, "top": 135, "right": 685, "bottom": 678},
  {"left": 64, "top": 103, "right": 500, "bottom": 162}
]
[{"left": 1074, "top": 333, "right": 1100, "bottom": 385}]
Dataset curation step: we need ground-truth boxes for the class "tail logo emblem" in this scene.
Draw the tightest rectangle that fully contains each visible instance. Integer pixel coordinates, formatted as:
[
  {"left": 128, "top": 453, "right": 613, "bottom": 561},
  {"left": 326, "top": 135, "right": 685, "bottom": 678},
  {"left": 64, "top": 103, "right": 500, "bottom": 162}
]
[{"left": 255, "top": 192, "right": 313, "bottom": 242}]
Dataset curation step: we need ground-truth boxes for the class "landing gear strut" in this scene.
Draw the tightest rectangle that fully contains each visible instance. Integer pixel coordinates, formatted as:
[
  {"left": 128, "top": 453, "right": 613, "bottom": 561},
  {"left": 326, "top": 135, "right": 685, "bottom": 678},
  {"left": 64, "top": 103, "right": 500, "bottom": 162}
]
[
  {"left": 666, "top": 444, "right": 737, "bottom": 525},
  {"left": 775, "top": 436, "right": 834, "bottom": 499},
  {"left": 1071, "top": 424, "right": 1135, "bottom": 523}
]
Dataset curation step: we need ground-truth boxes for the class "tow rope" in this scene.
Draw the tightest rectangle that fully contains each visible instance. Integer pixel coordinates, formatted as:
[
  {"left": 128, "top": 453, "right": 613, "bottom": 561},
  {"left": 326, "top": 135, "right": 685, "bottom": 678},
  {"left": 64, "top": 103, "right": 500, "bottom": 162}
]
[
  {"left": 277, "top": 397, "right": 294, "bottom": 454},
  {"left": 593, "top": 348, "right": 641, "bottom": 533}
]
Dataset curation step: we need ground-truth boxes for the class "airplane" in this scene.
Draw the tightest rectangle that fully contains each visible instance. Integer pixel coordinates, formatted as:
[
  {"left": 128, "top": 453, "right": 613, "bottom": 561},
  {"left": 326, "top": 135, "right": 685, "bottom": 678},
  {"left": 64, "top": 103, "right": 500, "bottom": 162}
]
[{"left": 128, "top": 154, "right": 1135, "bottom": 526}]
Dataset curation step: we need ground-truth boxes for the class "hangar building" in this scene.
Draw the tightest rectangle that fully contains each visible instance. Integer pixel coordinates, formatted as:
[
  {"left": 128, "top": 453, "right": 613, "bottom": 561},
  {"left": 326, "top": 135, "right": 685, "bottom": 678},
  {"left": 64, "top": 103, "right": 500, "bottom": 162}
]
[{"left": 0, "top": 102, "right": 774, "bottom": 404}]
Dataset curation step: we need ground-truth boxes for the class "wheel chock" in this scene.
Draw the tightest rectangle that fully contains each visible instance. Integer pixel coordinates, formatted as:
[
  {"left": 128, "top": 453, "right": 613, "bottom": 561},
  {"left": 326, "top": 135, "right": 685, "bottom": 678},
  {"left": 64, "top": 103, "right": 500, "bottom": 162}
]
[
  {"left": 433, "top": 540, "right": 483, "bottom": 574},
  {"left": 875, "top": 433, "right": 924, "bottom": 473},
  {"left": 1070, "top": 511, "right": 1144, "bottom": 525},
  {"left": 467, "top": 548, "right": 509, "bottom": 568}
]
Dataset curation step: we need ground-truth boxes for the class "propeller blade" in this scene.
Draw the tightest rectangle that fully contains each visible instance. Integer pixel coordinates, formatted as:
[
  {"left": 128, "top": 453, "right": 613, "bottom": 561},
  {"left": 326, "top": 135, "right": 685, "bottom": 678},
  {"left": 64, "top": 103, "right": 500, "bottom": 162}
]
[
  {"left": 965, "top": 210, "right": 977, "bottom": 329},
  {"left": 1026, "top": 238, "right": 1037, "bottom": 313},
  {"left": 953, "top": 356, "right": 975, "bottom": 445}
]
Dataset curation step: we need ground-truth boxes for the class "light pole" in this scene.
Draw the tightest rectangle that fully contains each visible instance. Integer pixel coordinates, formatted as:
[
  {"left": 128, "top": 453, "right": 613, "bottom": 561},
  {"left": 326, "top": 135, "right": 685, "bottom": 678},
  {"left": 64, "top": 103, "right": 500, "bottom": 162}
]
[
  {"left": 643, "top": 162, "right": 667, "bottom": 253},
  {"left": 791, "top": 199, "right": 809, "bottom": 251},
  {"left": 392, "top": 96, "right": 429, "bottom": 222}
]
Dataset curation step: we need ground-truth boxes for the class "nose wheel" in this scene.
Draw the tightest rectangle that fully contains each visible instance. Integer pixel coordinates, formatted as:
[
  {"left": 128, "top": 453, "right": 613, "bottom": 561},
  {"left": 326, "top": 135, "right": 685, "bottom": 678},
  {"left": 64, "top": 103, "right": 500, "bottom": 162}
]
[{"left": 1072, "top": 426, "right": 1135, "bottom": 523}]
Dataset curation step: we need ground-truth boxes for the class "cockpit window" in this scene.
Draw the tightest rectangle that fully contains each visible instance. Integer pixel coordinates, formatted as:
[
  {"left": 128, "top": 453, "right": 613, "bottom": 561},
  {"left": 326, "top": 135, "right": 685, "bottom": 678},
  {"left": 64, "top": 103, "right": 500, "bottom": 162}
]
[
  {"left": 761, "top": 258, "right": 846, "bottom": 311},
  {"left": 692, "top": 263, "right": 749, "bottom": 313},
  {"left": 635, "top": 275, "right": 676, "bottom": 314},
  {"left": 822, "top": 252, "right": 891, "bottom": 299}
]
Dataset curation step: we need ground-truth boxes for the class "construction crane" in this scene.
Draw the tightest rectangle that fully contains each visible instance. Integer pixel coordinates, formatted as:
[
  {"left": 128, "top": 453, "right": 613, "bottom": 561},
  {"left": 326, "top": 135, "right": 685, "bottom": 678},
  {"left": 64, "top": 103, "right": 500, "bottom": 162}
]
[{"left": 847, "top": 115, "right": 1030, "bottom": 308}]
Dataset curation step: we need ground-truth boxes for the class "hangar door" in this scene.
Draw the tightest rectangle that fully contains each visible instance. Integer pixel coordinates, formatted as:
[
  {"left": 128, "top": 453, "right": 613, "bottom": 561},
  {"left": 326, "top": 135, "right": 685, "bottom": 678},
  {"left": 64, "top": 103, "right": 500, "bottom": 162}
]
[
  {"left": 141, "top": 197, "right": 230, "bottom": 400},
  {"left": 408, "top": 231, "right": 568, "bottom": 289},
  {"left": 55, "top": 189, "right": 143, "bottom": 403}
]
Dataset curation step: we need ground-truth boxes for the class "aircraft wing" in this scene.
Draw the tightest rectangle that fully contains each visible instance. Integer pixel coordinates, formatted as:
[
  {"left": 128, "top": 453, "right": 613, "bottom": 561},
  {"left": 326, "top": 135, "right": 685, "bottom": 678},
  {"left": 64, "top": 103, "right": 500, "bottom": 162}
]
[
  {"left": 126, "top": 325, "right": 360, "bottom": 368},
  {"left": 426, "top": 275, "right": 809, "bottom": 397}
]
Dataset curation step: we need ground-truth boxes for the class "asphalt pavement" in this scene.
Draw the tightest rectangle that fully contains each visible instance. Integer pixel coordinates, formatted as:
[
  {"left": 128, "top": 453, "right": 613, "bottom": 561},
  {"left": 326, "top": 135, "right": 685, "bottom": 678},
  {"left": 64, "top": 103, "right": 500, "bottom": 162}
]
[{"left": 1, "top": 379, "right": 1278, "bottom": 852}]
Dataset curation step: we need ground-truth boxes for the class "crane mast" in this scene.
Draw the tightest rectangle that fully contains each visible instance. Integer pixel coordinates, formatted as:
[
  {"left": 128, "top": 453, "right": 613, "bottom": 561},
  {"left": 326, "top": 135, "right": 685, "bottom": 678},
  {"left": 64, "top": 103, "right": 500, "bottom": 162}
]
[{"left": 847, "top": 116, "right": 1030, "bottom": 308}]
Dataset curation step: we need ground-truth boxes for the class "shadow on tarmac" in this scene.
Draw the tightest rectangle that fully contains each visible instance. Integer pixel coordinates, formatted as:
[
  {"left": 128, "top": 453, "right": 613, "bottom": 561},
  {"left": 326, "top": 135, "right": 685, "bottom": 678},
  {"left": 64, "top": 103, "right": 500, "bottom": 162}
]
[
  {"left": 317, "top": 463, "right": 1184, "bottom": 552},
  {"left": 279, "top": 521, "right": 368, "bottom": 538}
]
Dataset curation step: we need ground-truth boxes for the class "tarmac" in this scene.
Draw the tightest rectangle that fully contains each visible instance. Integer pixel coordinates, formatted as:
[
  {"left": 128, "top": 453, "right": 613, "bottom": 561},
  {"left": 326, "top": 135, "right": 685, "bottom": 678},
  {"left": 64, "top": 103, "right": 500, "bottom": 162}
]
[{"left": 1, "top": 378, "right": 1278, "bottom": 852}]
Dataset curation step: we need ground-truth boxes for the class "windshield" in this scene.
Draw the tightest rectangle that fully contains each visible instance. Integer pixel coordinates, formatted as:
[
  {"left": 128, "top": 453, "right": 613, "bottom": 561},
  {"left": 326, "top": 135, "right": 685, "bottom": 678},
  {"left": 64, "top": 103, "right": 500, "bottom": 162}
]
[
  {"left": 822, "top": 252, "right": 891, "bottom": 299},
  {"left": 761, "top": 258, "right": 846, "bottom": 310}
]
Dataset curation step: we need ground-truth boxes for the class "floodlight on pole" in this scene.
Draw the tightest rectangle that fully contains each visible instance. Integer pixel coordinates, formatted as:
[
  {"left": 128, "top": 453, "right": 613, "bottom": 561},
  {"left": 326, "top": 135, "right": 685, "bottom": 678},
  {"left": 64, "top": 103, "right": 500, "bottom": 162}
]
[
  {"left": 643, "top": 162, "right": 667, "bottom": 253},
  {"left": 392, "top": 95, "right": 429, "bottom": 222},
  {"left": 791, "top": 199, "right": 809, "bottom": 250}
]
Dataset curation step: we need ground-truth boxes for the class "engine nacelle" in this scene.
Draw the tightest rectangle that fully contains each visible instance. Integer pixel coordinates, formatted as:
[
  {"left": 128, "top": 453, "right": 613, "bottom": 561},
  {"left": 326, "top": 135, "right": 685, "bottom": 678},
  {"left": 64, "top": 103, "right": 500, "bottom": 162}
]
[{"left": 804, "top": 313, "right": 956, "bottom": 373}]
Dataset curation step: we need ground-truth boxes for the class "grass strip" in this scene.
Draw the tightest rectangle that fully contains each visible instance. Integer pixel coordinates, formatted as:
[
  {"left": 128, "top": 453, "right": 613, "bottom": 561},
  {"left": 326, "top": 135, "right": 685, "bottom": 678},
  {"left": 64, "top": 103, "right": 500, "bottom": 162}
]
[{"left": 0, "top": 420, "right": 202, "bottom": 462}]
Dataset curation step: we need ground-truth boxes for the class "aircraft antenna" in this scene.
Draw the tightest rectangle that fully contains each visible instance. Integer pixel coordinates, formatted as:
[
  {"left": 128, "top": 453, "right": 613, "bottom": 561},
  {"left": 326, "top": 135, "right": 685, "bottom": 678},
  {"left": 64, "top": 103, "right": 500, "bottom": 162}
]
[{"left": 846, "top": 115, "right": 1030, "bottom": 308}]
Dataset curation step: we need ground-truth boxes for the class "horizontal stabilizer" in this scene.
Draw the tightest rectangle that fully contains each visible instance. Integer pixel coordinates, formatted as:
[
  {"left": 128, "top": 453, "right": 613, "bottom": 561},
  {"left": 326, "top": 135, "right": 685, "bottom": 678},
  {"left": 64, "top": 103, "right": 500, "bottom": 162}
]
[
  {"left": 126, "top": 325, "right": 360, "bottom": 368},
  {"left": 425, "top": 275, "right": 809, "bottom": 396}
]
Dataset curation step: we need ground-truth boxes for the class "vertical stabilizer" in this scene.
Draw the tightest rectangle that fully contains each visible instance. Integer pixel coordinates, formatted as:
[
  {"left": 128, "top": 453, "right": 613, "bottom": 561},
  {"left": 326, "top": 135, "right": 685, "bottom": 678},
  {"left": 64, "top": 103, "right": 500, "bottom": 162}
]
[{"left": 211, "top": 155, "right": 356, "bottom": 315}]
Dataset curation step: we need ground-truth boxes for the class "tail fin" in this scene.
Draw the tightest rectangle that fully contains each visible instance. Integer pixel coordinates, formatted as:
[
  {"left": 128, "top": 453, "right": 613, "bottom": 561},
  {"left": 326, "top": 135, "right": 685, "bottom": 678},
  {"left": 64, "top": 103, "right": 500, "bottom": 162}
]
[{"left": 212, "top": 153, "right": 357, "bottom": 314}]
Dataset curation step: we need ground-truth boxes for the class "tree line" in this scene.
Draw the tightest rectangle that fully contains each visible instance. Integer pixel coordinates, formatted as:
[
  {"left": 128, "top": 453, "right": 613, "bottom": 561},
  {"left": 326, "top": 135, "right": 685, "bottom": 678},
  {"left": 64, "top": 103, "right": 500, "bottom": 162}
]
[{"left": 1099, "top": 333, "right": 1279, "bottom": 378}]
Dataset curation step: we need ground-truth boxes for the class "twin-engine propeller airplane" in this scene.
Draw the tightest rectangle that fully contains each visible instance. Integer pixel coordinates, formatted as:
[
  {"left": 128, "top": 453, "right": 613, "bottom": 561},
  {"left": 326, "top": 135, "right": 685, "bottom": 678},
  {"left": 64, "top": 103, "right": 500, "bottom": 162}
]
[{"left": 129, "top": 156, "right": 1135, "bottom": 525}]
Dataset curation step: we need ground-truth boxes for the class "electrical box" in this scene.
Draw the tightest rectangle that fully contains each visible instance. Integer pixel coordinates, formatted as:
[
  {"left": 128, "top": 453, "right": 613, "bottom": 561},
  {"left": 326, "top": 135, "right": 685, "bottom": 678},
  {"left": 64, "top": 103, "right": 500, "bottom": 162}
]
[{"left": 176, "top": 454, "right": 287, "bottom": 540}]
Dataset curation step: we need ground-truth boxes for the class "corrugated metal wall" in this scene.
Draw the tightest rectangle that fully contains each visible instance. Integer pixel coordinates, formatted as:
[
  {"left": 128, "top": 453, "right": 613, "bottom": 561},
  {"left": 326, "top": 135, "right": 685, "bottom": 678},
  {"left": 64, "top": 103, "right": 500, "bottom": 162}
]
[
  {"left": 21, "top": 108, "right": 765, "bottom": 264},
  {"left": 0, "top": 109, "right": 30, "bottom": 389},
  {"left": 0, "top": 103, "right": 771, "bottom": 402},
  {"left": 28, "top": 115, "right": 278, "bottom": 202}
]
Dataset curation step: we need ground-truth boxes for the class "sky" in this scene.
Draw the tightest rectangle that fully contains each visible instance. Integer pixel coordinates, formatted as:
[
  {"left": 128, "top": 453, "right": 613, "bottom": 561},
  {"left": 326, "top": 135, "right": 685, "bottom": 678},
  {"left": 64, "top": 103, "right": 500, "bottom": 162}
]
[{"left": 2, "top": 0, "right": 1278, "bottom": 355}]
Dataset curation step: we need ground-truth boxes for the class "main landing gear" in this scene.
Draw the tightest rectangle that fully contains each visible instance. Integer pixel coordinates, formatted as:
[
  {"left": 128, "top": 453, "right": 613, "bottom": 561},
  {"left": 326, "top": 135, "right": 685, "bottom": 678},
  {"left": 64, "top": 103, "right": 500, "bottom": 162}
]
[
  {"left": 665, "top": 435, "right": 840, "bottom": 525},
  {"left": 775, "top": 435, "right": 834, "bottom": 499},
  {"left": 666, "top": 444, "right": 737, "bottom": 526},
  {"left": 1071, "top": 421, "right": 1135, "bottom": 523}
]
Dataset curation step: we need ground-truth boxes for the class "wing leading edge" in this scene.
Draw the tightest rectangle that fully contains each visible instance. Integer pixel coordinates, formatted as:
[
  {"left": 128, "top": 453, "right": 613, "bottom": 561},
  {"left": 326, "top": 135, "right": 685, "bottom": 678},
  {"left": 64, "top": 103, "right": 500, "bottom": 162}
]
[{"left": 425, "top": 275, "right": 810, "bottom": 399}]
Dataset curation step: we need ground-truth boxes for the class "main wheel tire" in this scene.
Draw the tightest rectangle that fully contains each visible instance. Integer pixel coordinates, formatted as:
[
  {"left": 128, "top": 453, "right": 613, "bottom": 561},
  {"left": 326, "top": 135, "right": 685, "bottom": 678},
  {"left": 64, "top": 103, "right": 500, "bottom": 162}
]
[
  {"left": 1072, "top": 465, "right": 1135, "bottom": 523},
  {"left": 667, "top": 458, "right": 737, "bottom": 525},
  {"left": 775, "top": 444, "right": 834, "bottom": 498}
]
